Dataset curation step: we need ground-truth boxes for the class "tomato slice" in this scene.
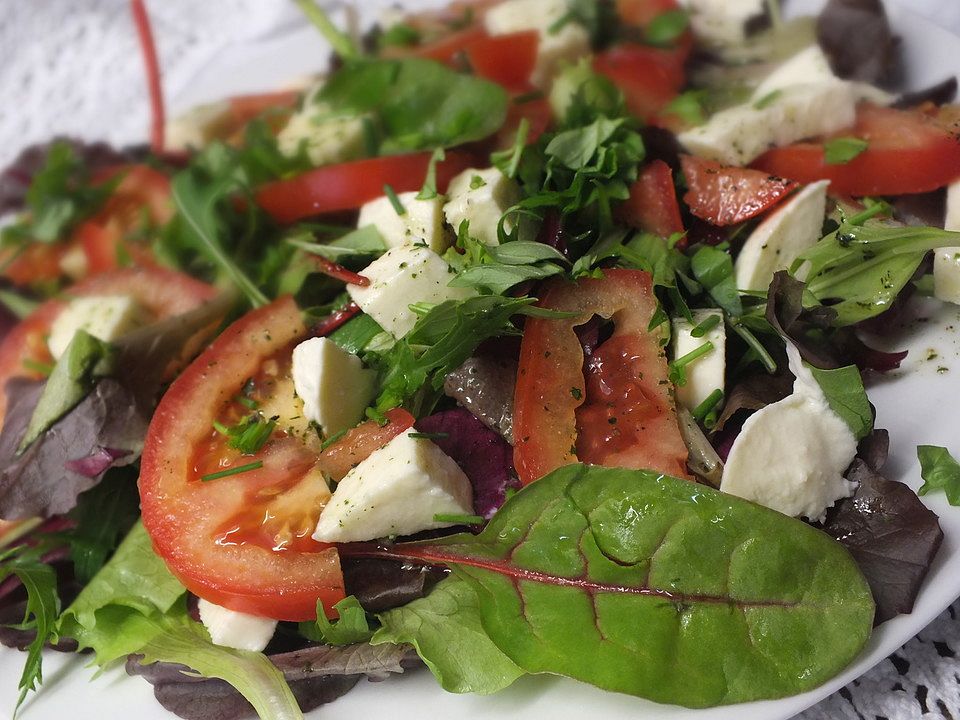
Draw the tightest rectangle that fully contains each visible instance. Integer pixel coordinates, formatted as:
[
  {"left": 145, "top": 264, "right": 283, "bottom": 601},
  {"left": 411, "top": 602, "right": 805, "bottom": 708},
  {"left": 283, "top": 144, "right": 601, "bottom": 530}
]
[
  {"left": 752, "top": 104, "right": 960, "bottom": 196},
  {"left": 140, "top": 297, "right": 347, "bottom": 621},
  {"left": 514, "top": 269, "right": 689, "bottom": 485},
  {"left": 616, "top": 0, "right": 683, "bottom": 27},
  {"left": 617, "top": 159, "right": 684, "bottom": 239},
  {"left": 0, "top": 267, "right": 217, "bottom": 426},
  {"left": 593, "top": 45, "right": 683, "bottom": 125},
  {"left": 464, "top": 31, "right": 539, "bottom": 91},
  {"left": 681, "top": 154, "right": 799, "bottom": 227},
  {"left": 255, "top": 151, "right": 477, "bottom": 224},
  {"left": 397, "top": 25, "right": 488, "bottom": 64}
]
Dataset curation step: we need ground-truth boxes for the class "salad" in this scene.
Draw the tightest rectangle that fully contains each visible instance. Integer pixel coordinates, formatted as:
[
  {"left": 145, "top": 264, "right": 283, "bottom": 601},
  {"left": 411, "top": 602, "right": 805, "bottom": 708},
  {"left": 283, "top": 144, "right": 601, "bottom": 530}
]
[{"left": 2, "top": 0, "right": 960, "bottom": 718}]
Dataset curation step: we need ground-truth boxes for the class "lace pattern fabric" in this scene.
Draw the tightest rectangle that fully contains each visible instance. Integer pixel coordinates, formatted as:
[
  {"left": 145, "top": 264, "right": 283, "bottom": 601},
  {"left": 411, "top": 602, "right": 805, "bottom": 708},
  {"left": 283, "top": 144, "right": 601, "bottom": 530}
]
[{"left": 1, "top": 1, "right": 959, "bottom": 719}]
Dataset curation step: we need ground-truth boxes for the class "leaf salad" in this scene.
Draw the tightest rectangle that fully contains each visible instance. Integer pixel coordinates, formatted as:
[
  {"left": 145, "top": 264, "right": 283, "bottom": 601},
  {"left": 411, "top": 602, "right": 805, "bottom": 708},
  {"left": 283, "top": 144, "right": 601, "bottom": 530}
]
[{"left": 2, "top": 0, "right": 960, "bottom": 719}]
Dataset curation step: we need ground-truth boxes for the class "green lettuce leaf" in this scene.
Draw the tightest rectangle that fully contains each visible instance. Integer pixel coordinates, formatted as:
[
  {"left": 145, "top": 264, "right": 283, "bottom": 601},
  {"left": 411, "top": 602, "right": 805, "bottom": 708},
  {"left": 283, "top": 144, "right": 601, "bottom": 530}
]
[
  {"left": 917, "top": 445, "right": 960, "bottom": 505},
  {"left": 809, "top": 364, "right": 873, "bottom": 440},
  {"left": 299, "top": 595, "right": 373, "bottom": 646},
  {"left": 372, "top": 576, "right": 524, "bottom": 694}
]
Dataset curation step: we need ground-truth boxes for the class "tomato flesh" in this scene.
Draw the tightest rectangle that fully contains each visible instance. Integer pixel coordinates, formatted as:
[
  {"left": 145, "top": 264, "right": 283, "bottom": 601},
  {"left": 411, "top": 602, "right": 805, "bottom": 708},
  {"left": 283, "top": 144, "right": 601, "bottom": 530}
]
[
  {"left": 514, "top": 270, "right": 689, "bottom": 485},
  {"left": 752, "top": 104, "right": 960, "bottom": 197},
  {"left": 681, "top": 154, "right": 799, "bottom": 227},
  {"left": 617, "top": 159, "right": 684, "bottom": 239},
  {"left": 464, "top": 31, "right": 539, "bottom": 91},
  {"left": 593, "top": 45, "right": 685, "bottom": 125}
]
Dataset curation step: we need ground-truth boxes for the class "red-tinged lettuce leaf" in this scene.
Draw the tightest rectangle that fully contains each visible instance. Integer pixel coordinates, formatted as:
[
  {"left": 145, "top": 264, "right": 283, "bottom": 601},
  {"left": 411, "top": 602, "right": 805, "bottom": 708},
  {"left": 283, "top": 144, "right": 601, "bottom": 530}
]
[
  {"left": 347, "top": 464, "right": 875, "bottom": 707},
  {"left": 0, "top": 378, "right": 148, "bottom": 519},
  {"left": 127, "top": 643, "right": 418, "bottom": 720},
  {"left": 415, "top": 409, "right": 519, "bottom": 519},
  {"left": 443, "top": 353, "right": 517, "bottom": 443},
  {"left": 820, "top": 459, "right": 943, "bottom": 624},
  {"left": 341, "top": 558, "right": 447, "bottom": 613}
]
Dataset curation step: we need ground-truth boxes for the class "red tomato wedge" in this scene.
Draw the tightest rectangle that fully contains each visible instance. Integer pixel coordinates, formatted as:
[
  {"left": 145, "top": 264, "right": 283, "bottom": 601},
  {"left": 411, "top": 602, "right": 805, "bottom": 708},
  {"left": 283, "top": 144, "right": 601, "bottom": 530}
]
[
  {"left": 140, "top": 297, "right": 344, "bottom": 621},
  {"left": 317, "top": 408, "right": 415, "bottom": 482},
  {"left": 464, "top": 31, "right": 539, "bottom": 91},
  {"left": 255, "top": 151, "right": 476, "bottom": 224},
  {"left": 752, "top": 105, "right": 960, "bottom": 196},
  {"left": 681, "top": 154, "right": 799, "bottom": 226},
  {"left": 513, "top": 270, "right": 689, "bottom": 485},
  {"left": 616, "top": 0, "right": 683, "bottom": 27},
  {"left": 0, "top": 267, "right": 217, "bottom": 426},
  {"left": 617, "top": 159, "right": 685, "bottom": 239},
  {"left": 398, "top": 25, "right": 487, "bottom": 64},
  {"left": 593, "top": 45, "right": 685, "bottom": 125}
]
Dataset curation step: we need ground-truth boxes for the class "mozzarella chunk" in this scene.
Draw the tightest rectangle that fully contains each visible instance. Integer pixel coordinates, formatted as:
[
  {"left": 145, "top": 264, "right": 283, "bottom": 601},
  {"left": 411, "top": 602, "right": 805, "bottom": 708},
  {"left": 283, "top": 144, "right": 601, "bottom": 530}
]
[
  {"left": 291, "top": 337, "right": 376, "bottom": 438},
  {"left": 671, "top": 310, "right": 726, "bottom": 412},
  {"left": 347, "top": 245, "right": 476, "bottom": 339},
  {"left": 313, "top": 430, "right": 474, "bottom": 542},
  {"left": 164, "top": 101, "right": 230, "bottom": 152},
  {"left": 278, "top": 102, "right": 367, "bottom": 167},
  {"left": 678, "top": 83, "right": 856, "bottom": 166},
  {"left": 484, "top": 0, "right": 590, "bottom": 88},
  {"left": 198, "top": 598, "right": 277, "bottom": 653},
  {"left": 358, "top": 191, "right": 449, "bottom": 253},
  {"left": 933, "top": 180, "right": 960, "bottom": 304},
  {"left": 443, "top": 167, "right": 521, "bottom": 246},
  {"left": 720, "top": 344, "right": 857, "bottom": 521},
  {"left": 58, "top": 244, "right": 88, "bottom": 281},
  {"left": 734, "top": 180, "right": 828, "bottom": 292},
  {"left": 678, "top": 0, "right": 765, "bottom": 47},
  {"left": 47, "top": 295, "right": 148, "bottom": 360},
  {"left": 752, "top": 46, "right": 838, "bottom": 98}
]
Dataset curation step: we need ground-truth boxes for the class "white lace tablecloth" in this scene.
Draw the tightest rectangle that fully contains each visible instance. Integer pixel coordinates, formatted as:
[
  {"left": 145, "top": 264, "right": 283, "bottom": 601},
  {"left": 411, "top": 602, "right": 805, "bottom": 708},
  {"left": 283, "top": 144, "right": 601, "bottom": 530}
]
[{"left": 1, "top": 1, "right": 960, "bottom": 719}]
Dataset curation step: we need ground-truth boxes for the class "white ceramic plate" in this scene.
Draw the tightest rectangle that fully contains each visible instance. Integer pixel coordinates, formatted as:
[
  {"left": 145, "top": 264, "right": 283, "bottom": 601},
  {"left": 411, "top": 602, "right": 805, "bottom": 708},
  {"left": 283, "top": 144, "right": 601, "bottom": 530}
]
[{"left": 3, "top": 2, "right": 960, "bottom": 719}]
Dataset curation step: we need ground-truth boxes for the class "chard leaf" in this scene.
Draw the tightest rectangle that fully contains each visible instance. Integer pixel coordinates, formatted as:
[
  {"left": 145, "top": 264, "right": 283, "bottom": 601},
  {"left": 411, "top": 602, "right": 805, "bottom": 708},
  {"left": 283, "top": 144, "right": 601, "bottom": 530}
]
[
  {"left": 691, "top": 245, "right": 742, "bottom": 316},
  {"left": 808, "top": 364, "right": 873, "bottom": 440},
  {"left": 362, "top": 464, "right": 874, "bottom": 707},
  {"left": 18, "top": 330, "right": 115, "bottom": 453},
  {"left": 822, "top": 459, "right": 943, "bottom": 624},
  {"left": 318, "top": 59, "right": 508, "bottom": 152},
  {"left": 299, "top": 596, "right": 373, "bottom": 646},
  {"left": 373, "top": 576, "right": 524, "bottom": 694},
  {"left": 917, "top": 445, "right": 960, "bottom": 505}
]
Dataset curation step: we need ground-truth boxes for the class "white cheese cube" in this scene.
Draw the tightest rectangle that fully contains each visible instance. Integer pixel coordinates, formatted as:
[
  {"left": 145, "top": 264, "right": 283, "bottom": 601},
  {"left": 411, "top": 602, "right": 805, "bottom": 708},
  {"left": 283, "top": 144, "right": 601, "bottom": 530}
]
[
  {"left": 163, "top": 101, "right": 230, "bottom": 152},
  {"left": 291, "top": 337, "right": 376, "bottom": 438},
  {"left": 678, "top": 83, "right": 856, "bottom": 166},
  {"left": 198, "top": 598, "right": 278, "bottom": 653},
  {"left": 347, "top": 245, "right": 476, "bottom": 339},
  {"left": 313, "top": 430, "right": 474, "bottom": 542},
  {"left": 278, "top": 102, "right": 367, "bottom": 167},
  {"left": 443, "top": 167, "right": 521, "bottom": 246},
  {"left": 720, "top": 344, "right": 857, "bottom": 521},
  {"left": 671, "top": 310, "right": 726, "bottom": 412},
  {"left": 734, "top": 180, "right": 828, "bottom": 292},
  {"left": 679, "top": 0, "right": 765, "bottom": 47},
  {"left": 752, "top": 46, "right": 839, "bottom": 99},
  {"left": 933, "top": 180, "right": 960, "bottom": 305},
  {"left": 483, "top": 0, "right": 590, "bottom": 88},
  {"left": 358, "top": 191, "right": 450, "bottom": 254},
  {"left": 58, "top": 244, "right": 88, "bottom": 281},
  {"left": 47, "top": 295, "right": 148, "bottom": 361}
]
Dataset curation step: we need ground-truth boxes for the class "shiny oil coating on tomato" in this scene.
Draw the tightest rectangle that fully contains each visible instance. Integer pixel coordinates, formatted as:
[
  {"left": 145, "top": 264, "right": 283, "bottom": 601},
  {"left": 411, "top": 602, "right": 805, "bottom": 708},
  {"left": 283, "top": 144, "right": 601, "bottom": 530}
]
[{"left": 513, "top": 269, "right": 689, "bottom": 485}]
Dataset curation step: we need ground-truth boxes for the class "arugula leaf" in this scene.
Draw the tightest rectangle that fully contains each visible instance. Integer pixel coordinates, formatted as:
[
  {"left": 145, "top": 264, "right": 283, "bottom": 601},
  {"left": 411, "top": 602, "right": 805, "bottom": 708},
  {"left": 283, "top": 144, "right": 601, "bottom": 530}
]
[
  {"left": 373, "top": 576, "right": 524, "bottom": 694},
  {"left": 318, "top": 58, "right": 508, "bottom": 153},
  {"left": 18, "top": 330, "right": 115, "bottom": 453},
  {"left": 449, "top": 240, "right": 568, "bottom": 295},
  {"left": 293, "top": 0, "right": 358, "bottom": 59},
  {"left": 1, "top": 141, "right": 117, "bottom": 245},
  {"left": 299, "top": 596, "right": 373, "bottom": 645},
  {"left": 0, "top": 543, "right": 61, "bottom": 714},
  {"left": 690, "top": 245, "right": 742, "bottom": 316},
  {"left": 917, "top": 445, "right": 960, "bottom": 505},
  {"left": 808, "top": 364, "right": 872, "bottom": 440},
  {"left": 823, "top": 137, "right": 869, "bottom": 165},
  {"left": 359, "top": 464, "right": 875, "bottom": 706}
]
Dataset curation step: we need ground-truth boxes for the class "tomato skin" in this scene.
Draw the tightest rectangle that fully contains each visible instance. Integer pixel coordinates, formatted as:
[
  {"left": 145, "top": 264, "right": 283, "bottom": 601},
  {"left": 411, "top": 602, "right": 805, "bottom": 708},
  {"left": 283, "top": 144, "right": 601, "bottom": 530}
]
[
  {"left": 681, "top": 154, "right": 799, "bottom": 226},
  {"left": 0, "top": 267, "right": 217, "bottom": 427},
  {"left": 593, "top": 45, "right": 684, "bottom": 125},
  {"left": 617, "top": 160, "right": 684, "bottom": 239},
  {"left": 752, "top": 105, "right": 960, "bottom": 196},
  {"left": 514, "top": 270, "right": 689, "bottom": 485},
  {"left": 141, "top": 297, "right": 347, "bottom": 621},
  {"left": 255, "top": 151, "right": 477, "bottom": 224},
  {"left": 317, "top": 408, "right": 416, "bottom": 481},
  {"left": 464, "top": 31, "right": 539, "bottom": 91}
]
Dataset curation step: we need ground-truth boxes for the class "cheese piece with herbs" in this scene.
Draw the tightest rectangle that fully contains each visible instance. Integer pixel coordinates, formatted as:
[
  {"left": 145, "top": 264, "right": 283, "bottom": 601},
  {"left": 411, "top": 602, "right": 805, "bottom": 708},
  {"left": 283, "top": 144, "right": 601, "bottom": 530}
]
[
  {"left": 291, "top": 337, "right": 376, "bottom": 438},
  {"left": 443, "top": 167, "right": 522, "bottom": 246},
  {"left": 47, "top": 295, "right": 148, "bottom": 360},
  {"left": 735, "top": 180, "right": 828, "bottom": 291},
  {"left": 679, "top": 0, "right": 766, "bottom": 47},
  {"left": 671, "top": 309, "right": 726, "bottom": 412},
  {"left": 358, "top": 191, "right": 449, "bottom": 253},
  {"left": 347, "top": 244, "right": 476, "bottom": 339},
  {"left": 313, "top": 430, "right": 474, "bottom": 543},
  {"left": 720, "top": 344, "right": 857, "bottom": 521},
  {"left": 933, "top": 180, "right": 960, "bottom": 304},
  {"left": 197, "top": 598, "right": 278, "bottom": 652},
  {"left": 278, "top": 100, "right": 368, "bottom": 167},
  {"left": 483, "top": 0, "right": 590, "bottom": 88}
]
